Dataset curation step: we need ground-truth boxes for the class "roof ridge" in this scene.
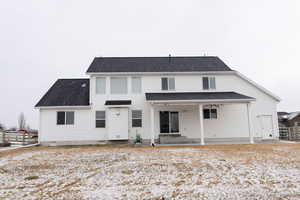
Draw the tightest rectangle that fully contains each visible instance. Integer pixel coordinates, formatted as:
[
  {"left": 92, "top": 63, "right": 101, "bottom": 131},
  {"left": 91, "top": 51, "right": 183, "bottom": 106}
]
[
  {"left": 58, "top": 78, "right": 89, "bottom": 80},
  {"left": 87, "top": 56, "right": 231, "bottom": 73},
  {"left": 94, "top": 56, "right": 218, "bottom": 59}
]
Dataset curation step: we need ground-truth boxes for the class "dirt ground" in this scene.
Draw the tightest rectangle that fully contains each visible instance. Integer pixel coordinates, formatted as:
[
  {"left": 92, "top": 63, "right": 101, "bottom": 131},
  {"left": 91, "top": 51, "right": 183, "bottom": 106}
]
[{"left": 1, "top": 144, "right": 300, "bottom": 200}]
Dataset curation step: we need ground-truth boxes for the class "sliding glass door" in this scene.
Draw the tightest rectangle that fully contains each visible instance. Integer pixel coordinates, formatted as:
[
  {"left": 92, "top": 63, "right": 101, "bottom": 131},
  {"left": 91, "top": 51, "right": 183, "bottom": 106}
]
[{"left": 159, "top": 111, "right": 179, "bottom": 134}]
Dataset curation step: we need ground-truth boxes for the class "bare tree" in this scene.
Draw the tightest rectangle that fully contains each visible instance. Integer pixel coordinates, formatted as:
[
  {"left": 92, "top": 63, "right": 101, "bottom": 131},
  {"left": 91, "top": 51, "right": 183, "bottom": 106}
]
[{"left": 18, "top": 112, "right": 26, "bottom": 130}]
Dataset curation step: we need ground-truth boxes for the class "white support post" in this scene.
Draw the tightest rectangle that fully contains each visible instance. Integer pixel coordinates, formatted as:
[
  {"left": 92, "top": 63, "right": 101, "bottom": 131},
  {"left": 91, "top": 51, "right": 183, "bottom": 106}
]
[
  {"left": 199, "top": 104, "right": 205, "bottom": 145},
  {"left": 150, "top": 104, "right": 155, "bottom": 146},
  {"left": 247, "top": 103, "right": 254, "bottom": 144}
]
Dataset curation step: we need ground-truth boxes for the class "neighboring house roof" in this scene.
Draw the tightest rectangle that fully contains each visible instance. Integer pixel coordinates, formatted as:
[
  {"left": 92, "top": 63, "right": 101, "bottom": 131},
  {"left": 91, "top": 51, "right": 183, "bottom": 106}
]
[
  {"left": 105, "top": 100, "right": 132, "bottom": 105},
  {"left": 86, "top": 56, "right": 232, "bottom": 73},
  {"left": 277, "top": 111, "right": 300, "bottom": 121},
  {"left": 145, "top": 92, "right": 255, "bottom": 102},
  {"left": 287, "top": 112, "right": 300, "bottom": 120},
  {"left": 35, "top": 79, "right": 90, "bottom": 107},
  {"left": 277, "top": 112, "right": 289, "bottom": 116}
]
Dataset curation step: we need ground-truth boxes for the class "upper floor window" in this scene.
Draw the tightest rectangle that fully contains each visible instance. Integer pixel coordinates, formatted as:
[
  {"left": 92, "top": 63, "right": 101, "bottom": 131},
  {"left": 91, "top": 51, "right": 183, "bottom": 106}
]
[
  {"left": 57, "top": 111, "right": 74, "bottom": 125},
  {"left": 161, "top": 77, "right": 175, "bottom": 90},
  {"left": 96, "top": 77, "right": 106, "bottom": 94},
  {"left": 132, "top": 77, "right": 142, "bottom": 94},
  {"left": 203, "top": 77, "right": 216, "bottom": 90},
  {"left": 110, "top": 77, "right": 128, "bottom": 94}
]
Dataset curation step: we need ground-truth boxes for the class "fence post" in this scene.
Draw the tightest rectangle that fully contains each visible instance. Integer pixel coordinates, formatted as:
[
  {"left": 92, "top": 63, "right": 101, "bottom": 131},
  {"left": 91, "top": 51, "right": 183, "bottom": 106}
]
[
  {"left": 22, "top": 133, "right": 25, "bottom": 145},
  {"left": 293, "top": 127, "right": 296, "bottom": 140}
]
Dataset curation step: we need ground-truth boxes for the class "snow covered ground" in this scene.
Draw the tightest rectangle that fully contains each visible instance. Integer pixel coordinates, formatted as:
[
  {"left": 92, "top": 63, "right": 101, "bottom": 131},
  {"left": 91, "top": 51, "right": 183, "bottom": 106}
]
[{"left": 1, "top": 144, "right": 300, "bottom": 199}]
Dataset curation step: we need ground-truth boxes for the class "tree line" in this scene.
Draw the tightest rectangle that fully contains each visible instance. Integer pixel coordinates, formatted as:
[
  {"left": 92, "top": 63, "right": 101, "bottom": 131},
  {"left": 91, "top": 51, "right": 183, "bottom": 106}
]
[{"left": 0, "top": 112, "right": 31, "bottom": 131}]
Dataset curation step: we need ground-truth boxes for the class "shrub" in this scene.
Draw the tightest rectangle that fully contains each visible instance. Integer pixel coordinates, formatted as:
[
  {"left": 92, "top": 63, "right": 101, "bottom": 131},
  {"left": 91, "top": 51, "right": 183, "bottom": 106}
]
[
  {"left": 135, "top": 134, "right": 142, "bottom": 143},
  {"left": 24, "top": 175, "right": 39, "bottom": 180}
]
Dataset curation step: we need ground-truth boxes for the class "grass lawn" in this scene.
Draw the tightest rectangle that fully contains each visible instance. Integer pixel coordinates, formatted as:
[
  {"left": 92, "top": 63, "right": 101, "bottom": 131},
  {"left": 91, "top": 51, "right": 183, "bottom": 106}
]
[{"left": 1, "top": 144, "right": 300, "bottom": 199}]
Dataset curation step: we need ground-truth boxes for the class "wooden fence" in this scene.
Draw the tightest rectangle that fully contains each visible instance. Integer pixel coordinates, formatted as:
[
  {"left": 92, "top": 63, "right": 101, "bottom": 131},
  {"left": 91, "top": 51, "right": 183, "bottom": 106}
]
[
  {"left": 279, "top": 126, "right": 300, "bottom": 141},
  {"left": 0, "top": 131, "right": 38, "bottom": 146}
]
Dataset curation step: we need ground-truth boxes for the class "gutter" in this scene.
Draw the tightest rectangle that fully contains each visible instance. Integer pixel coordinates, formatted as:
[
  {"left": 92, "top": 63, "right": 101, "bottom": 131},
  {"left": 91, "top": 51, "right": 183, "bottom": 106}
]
[{"left": 34, "top": 105, "right": 91, "bottom": 109}]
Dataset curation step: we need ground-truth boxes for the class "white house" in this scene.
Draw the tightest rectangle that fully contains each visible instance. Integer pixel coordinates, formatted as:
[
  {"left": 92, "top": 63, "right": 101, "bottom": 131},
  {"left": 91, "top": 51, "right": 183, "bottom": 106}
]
[{"left": 35, "top": 56, "right": 281, "bottom": 145}]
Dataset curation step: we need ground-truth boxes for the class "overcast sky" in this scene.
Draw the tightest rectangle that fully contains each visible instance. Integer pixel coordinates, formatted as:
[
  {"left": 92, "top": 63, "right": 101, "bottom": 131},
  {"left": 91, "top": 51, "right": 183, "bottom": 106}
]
[{"left": 1, "top": 0, "right": 300, "bottom": 129}]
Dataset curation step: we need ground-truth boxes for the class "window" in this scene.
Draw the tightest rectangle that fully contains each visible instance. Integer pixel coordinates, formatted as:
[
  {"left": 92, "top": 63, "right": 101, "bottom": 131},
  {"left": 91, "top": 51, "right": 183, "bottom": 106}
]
[
  {"left": 96, "top": 77, "right": 106, "bottom": 94},
  {"left": 159, "top": 111, "right": 179, "bottom": 133},
  {"left": 132, "top": 77, "right": 142, "bottom": 94},
  {"left": 96, "top": 111, "right": 106, "bottom": 128},
  {"left": 110, "top": 77, "right": 128, "bottom": 94},
  {"left": 161, "top": 77, "right": 175, "bottom": 90},
  {"left": 57, "top": 111, "right": 74, "bottom": 125},
  {"left": 203, "top": 77, "right": 216, "bottom": 90},
  {"left": 203, "top": 109, "right": 217, "bottom": 119},
  {"left": 132, "top": 110, "right": 142, "bottom": 127}
]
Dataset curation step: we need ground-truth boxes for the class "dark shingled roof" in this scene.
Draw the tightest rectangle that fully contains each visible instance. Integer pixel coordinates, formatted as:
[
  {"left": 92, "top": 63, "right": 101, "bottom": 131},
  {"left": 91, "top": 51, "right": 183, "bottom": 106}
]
[
  {"left": 35, "top": 79, "right": 90, "bottom": 107},
  {"left": 105, "top": 100, "right": 132, "bottom": 105},
  {"left": 86, "top": 56, "right": 232, "bottom": 73},
  {"left": 145, "top": 92, "right": 255, "bottom": 101}
]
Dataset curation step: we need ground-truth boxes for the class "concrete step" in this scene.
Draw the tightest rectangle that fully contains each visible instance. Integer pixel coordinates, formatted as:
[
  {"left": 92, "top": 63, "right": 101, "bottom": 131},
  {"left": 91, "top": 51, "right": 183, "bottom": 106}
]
[{"left": 159, "top": 135, "right": 197, "bottom": 144}]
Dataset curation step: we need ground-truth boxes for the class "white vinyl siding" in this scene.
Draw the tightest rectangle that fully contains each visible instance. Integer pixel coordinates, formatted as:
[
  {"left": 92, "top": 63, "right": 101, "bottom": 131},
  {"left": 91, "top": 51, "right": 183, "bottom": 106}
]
[
  {"left": 96, "top": 77, "right": 106, "bottom": 94},
  {"left": 131, "top": 77, "right": 142, "bottom": 94},
  {"left": 110, "top": 77, "right": 128, "bottom": 94}
]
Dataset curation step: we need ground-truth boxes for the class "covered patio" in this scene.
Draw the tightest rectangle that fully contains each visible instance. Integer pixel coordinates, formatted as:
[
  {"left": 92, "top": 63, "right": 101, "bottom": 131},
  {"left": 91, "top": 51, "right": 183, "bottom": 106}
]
[{"left": 146, "top": 92, "right": 256, "bottom": 145}]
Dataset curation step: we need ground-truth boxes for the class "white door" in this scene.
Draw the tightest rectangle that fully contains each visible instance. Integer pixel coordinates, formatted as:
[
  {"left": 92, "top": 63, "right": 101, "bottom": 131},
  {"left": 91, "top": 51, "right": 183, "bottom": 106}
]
[
  {"left": 260, "top": 115, "right": 274, "bottom": 139},
  {"left": 108, "top": 108, "right": 129, "bottom": 140}
]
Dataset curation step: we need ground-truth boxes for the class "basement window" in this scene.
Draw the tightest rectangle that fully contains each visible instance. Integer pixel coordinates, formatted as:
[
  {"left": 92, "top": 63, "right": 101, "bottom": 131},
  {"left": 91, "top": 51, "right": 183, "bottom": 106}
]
[
  {"left": 203, "top": 109, "right": 217, "bottom": 119},
  {"left": 57, "top": 111, "right": 74, "bottom": 125},
  {"left": 96, "top": 111, "right": 106, "bottom": 128}
]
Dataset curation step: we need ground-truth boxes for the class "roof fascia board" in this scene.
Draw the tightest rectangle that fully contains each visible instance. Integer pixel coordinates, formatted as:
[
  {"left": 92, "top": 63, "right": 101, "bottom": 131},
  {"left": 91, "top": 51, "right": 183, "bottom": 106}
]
[
  {"left": 35, "top": 105, "right": 91, "bottom": 110},
  {"left": 234, "top": 71, "right": 281, "bottom": 102},
  {"left": 105, "top": 105, "right": 131, "bottom": 108},
  {"left": 86, "top": 71, "right": 235, "bottom": 76},
  {"left": 147, "top": 98, "right": 255, "bottom": 104}
]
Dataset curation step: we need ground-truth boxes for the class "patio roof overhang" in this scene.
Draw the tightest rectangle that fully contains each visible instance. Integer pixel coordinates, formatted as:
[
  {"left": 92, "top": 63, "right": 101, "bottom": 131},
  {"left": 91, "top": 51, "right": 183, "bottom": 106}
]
[
  {"left": 104, "top": 100, "right": 132, "bottom": 107},
  {"left": 145, "top": 92, "right": 255, "bottom": 104}
]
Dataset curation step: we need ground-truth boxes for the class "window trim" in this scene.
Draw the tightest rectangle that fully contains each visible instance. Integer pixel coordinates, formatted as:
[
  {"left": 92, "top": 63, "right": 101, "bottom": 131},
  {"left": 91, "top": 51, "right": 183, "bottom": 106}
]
[
  {"left": 161, "top": 77, "right": 175, "bottom": 91},
  {"left": 56, "top": 111, "right": 75, "bottom": 125},
  {"left": 95, "top": 111, "right": 106, "bottom": 128},
  {"left": 203, "top": 76, "right": 216, "bottom": 90},
  {"left": 203, "top": 108, "right": 218, "bottom": 120},
  {"left": 132, "top": 110, "right": 142, "bottom": 128}
]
